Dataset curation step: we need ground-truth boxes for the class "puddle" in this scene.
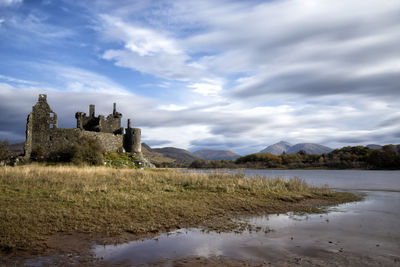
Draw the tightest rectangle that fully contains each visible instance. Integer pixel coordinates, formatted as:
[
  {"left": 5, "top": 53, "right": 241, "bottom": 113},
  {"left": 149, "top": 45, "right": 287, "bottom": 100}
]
[{"left": 94, "top": 190, "right": 400, "bottom": 265}]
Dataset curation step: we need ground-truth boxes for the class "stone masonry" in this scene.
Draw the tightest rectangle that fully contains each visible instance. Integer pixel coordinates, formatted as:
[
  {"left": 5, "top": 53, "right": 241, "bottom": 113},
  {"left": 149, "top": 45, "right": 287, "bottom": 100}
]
[{"left": 24, "top": 94, "right": 142, "bottom": 158}]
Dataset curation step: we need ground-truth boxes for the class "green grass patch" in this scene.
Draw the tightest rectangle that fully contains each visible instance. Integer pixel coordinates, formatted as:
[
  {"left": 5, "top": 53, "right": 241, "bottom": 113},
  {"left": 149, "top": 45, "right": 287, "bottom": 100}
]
[{"left": 103, "top": 152, "right": 140, "bottom": 168}]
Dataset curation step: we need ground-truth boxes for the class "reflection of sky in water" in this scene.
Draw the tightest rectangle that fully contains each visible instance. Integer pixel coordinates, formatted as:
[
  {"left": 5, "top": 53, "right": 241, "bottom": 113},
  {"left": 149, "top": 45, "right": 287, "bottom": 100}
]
[
  {"left": 94, "top": 190, "right": 400, "bottom": 265},
  {"left": 94, "top": 229, "right": 251, "bottom": 262}
]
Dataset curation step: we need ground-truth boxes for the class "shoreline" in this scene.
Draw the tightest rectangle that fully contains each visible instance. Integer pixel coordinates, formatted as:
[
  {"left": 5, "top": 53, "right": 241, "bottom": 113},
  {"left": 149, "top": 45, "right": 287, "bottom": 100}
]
[
  {"left": 0, "top": 165, "right": 362, "bottom": 265},
  {"left": 1, "top": 196, "right": 363, "bottom": 266},
  {"left": 183, "top": 167, "right": 400, "bottom": 171}
]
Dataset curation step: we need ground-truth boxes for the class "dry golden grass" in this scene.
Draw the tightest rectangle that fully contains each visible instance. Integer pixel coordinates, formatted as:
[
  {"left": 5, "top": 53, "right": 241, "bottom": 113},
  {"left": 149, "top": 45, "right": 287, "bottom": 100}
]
[{"left": 0, "top": 165, "right": 360, "bottom": 252}]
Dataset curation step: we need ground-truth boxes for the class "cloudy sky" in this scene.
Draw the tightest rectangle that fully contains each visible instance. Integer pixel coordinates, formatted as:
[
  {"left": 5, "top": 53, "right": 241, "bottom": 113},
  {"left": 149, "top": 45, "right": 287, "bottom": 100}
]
[{"left": 0, "top": 0, "right": 399, "bottom": 154}]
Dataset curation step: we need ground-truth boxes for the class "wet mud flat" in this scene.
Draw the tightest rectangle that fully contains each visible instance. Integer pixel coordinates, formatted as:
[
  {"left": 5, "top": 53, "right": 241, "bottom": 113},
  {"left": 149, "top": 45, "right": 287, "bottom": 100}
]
[
  {"left": 15, "top": 190, "right": 400, "bottom": 266},
  {"left": 92, "top": 190, "right": 399, "bottom": 266}
]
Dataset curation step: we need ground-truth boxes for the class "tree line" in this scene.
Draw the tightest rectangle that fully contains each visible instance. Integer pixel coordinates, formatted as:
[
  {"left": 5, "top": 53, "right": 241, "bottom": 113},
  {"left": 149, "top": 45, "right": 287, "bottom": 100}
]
[{"left": 189, "top": 145, "right": 400, "bottom": 170}]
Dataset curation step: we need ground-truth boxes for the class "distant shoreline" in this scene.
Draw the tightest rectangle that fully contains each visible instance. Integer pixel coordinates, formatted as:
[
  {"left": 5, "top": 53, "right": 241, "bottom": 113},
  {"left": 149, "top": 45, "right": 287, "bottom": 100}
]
[{"left": 182, "top": 167, "right": 398, "bottom": 171}]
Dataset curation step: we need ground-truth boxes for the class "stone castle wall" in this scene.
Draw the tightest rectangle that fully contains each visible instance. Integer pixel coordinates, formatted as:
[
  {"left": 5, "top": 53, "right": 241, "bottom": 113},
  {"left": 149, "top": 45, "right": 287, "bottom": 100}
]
[
  {"left": 25, "top": 94, "right": 141, "bottom": 158},
  {"left": 76, "top": 103, "right": 123, "bottom": 134},
  {"left": 81, "top": 131, "right": 123, "bottom": 152},
  {"left": 43, "top": 128, "right": 81, "bottom": 154}
]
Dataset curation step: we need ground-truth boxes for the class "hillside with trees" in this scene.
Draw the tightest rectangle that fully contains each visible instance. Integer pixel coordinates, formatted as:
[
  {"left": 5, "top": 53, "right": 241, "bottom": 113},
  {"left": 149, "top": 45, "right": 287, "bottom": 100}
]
[{"left": 190, "top": 145, "right": 400, "bottom": 170}]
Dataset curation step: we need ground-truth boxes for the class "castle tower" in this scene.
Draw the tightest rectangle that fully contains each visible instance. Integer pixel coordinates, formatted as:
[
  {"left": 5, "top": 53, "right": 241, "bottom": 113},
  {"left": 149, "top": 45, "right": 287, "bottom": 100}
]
[
  {"left": 123, "top": 118, "right": 141, "bottom": 153},
  {"left": 89, "top": 104, "right": 95, "bottom": 117}
]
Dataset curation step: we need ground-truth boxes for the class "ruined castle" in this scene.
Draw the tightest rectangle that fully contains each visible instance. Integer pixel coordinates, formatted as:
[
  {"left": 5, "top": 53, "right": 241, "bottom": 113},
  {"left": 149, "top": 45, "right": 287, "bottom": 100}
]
[{"left": 24, "top": 94, "right": 142, "bottom": 158}]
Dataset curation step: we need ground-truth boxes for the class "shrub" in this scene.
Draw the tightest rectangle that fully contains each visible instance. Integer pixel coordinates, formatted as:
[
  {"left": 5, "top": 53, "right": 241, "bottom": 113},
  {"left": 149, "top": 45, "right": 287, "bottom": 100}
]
[
  {"left": 0, "top": 140, "right": 11, "bottom": 162},
  {"left": 30, "top": 147, "right": 47, "bottom": 162},
  {"left": 71, "top": 136, "right": 104, "bottom": 166},
  {"left": 47, "top": 145, "right": 75, "bottom": 163}
]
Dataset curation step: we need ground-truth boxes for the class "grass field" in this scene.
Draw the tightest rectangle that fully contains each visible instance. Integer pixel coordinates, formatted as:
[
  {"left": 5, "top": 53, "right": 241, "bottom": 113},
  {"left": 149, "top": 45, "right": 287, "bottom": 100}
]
[{"left": 0, "top": 165, "right": 361, "bottom": 253}]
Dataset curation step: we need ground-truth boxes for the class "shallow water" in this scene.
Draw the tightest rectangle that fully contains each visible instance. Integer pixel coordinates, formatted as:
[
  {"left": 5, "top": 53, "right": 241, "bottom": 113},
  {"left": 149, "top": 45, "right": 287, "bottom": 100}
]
[{"left": 94, "top": 169, "right": 400, "bottom": 265}]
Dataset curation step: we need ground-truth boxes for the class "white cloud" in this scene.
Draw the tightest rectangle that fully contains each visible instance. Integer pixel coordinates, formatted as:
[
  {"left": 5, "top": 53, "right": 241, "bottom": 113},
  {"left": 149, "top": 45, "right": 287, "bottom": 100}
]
[
  {"left": 100, "top": 15, "right": 181, "bottom": 56},
  {"left": 102, "top": 48, "right": 202, "bottom": 81},
  {"left": 100, "top": 14, "right": 208, "bottom": 81},
  {"left": 144, "top": 125, "right": 213, "bottom": 149},
  {"left": 189, "top": 79, "right": 223, "bottom": 96},
  {"left": 158, "top": 104, "right": 187, "bottom": 111},
  {"left": 95, "top": 0, "right": 400, "bottom": 100}
]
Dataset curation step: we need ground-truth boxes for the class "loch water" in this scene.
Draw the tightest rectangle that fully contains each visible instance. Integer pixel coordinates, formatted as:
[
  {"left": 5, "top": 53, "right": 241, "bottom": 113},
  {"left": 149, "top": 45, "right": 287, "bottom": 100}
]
[{"left": 184, "top": 169, "right": 400, "bottom": 191}]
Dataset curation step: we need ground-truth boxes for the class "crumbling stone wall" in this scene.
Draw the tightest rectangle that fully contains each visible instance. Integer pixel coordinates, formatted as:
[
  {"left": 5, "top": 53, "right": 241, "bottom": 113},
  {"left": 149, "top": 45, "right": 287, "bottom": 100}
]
[
  {"left": 82, "top": 131, "right": 123, "bottom": 152},
  {"left": 24, "top": 94, "right": 142, "bottom": 158},
  {"left": 75, "top": 103, "right": 123, "bottom": 134},
  {"left": 43, "top": 128, "right": 81, "bottom": 154}
]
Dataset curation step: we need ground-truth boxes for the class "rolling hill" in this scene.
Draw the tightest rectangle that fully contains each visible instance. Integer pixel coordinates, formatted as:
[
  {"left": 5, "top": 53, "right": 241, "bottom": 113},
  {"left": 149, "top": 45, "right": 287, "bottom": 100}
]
[
  {"left": 141, "top": 143, "right": 175, "bottom": 165},
  {"left": 152, "top": 147, "right": 200, "bottom": 162}
]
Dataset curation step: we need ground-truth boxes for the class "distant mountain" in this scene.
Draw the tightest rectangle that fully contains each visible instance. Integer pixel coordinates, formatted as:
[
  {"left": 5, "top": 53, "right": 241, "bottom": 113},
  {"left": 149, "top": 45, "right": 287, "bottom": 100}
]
[
  {"left": 259, "top": 141, "right": 332, "bottom": 155},
  {"left": 152, "top": 147, "right": 200, "bottom": 162},
  {"left": 260, "top": 141, "right": 293, "bottom": 155},
  {"left": 287, "top": 143, "right": 333, "bottom": 154},
  {"left": 193, "top": 149, "right": 240, "bottom": 160},
  {"left": 366, "top": 144, "right": 382, "bottom": 150}
]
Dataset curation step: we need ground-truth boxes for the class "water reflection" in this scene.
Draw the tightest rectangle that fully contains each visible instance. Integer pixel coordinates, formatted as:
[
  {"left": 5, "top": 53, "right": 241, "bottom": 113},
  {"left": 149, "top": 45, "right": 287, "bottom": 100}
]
[{"left": 94, "top": 190, "right": 400, "bottom": 265}]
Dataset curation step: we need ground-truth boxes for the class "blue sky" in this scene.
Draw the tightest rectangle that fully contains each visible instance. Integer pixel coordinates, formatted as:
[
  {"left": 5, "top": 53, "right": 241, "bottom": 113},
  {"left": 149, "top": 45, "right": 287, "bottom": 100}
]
[{"left": 0, "top": 0, "right": 399, "bottom": 154}]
